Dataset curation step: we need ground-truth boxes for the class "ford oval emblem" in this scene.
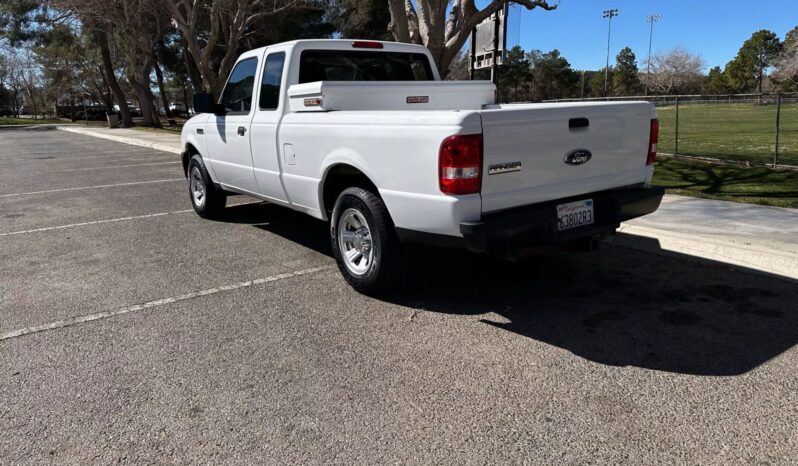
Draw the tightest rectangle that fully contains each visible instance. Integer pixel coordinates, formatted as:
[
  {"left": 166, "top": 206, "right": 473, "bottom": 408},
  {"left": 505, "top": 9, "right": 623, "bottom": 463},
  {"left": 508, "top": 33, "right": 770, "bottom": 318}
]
[{"left": 564, "top": 149, "right": 592, "bottom": 166}]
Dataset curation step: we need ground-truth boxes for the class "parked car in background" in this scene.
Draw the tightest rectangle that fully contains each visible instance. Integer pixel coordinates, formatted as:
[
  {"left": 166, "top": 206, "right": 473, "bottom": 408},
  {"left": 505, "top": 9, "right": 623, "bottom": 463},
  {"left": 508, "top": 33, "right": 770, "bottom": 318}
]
[
  {"left": 169, "top": 102, "right": 188, "bottom": 115},
  {"left": 181, "top": 39, "right": 663, "bottom": 292},
  {"left": 114, "top": 102, "right": 142, "bottom": 117}
]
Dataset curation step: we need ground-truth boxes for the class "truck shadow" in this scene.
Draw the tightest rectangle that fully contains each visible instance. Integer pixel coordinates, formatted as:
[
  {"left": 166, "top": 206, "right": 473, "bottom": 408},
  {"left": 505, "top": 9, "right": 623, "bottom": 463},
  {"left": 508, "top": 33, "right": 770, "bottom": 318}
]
[{"left": 222, "top": 201, "right": 798, "bottom": 377}]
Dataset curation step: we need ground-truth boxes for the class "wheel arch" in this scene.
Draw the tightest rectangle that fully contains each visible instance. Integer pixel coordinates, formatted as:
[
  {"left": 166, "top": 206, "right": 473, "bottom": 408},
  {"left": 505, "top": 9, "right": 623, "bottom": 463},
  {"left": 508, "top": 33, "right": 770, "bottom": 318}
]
[
  {"left": 182, "top": 142, "right": 200, "bottom": 177},
  {"left": 320, "top": 163, "right": 381, "bottom": 220}
]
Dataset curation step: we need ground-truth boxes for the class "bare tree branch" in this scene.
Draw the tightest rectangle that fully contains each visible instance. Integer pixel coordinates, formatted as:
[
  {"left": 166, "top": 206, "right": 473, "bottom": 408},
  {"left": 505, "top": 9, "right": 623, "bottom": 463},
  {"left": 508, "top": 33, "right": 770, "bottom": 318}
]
[{"left": 388, "top": 0, "right": 558, "bottom": 78}]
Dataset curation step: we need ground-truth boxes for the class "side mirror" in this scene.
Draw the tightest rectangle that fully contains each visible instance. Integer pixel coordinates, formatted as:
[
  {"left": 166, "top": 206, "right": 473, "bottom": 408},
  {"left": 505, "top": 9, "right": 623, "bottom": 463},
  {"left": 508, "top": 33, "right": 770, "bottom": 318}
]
[{"left": 193, "top": 93, "right": 225, "bottom": 115}]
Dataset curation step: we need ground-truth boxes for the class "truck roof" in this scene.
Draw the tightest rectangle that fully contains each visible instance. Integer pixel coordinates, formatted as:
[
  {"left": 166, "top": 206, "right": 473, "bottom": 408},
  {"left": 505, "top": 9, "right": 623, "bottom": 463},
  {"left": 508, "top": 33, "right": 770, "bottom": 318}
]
[{"left": 241, "top": 39, "right": 431, "bottom": 58}]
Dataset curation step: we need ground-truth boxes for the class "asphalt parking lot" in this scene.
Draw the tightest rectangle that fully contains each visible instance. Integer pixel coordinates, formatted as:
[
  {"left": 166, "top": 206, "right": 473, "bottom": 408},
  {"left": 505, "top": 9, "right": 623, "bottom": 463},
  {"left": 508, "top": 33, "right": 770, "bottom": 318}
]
[{"left": 2, "top": 128, "right": 797, "bottom": 464}]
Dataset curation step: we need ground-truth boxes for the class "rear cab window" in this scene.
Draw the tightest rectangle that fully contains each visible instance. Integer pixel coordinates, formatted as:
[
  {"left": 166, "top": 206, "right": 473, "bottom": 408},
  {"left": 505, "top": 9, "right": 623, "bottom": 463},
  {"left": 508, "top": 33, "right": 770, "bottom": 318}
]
[
  {"left": 259, "top": 52, "right": 286, "bottom": 110},
  {"left": 298, "top": 50, "right": 434, "bottom": 83}
]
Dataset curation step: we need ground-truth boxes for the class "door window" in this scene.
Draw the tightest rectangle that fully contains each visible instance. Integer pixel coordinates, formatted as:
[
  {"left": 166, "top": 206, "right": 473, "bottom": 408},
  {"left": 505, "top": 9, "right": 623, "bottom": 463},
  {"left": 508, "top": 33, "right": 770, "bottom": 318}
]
[
  {"left": 259, "top": 52, "right": 286, "bottom": 110},
  {"left": 220, "top": 58, "right": 258, "bottom": 114}
]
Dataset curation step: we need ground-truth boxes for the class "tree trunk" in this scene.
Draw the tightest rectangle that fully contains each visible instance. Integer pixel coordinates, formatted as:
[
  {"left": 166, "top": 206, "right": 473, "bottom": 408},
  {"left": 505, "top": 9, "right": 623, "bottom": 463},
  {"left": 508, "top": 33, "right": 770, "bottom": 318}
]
[
  {"left": 182, "top": 81, "right": 189, "bottom": 116},
  {"left": 95, "top": 64, "right": 114, "bottom": 111},
  {"left": 12, "top": 87, "right": 19, "bottom": 116},
  {"left": 95, "top": 29, "right": 133, "bottom": 127},
  {"left": 133, "top": 83, "right": 157, "bottom": 127},
  {"left": 180, "top": 35, "right": 204, "bottom": 94},
  {"left": 153, "top": 58, "right": 176, "bottom": 125},
  {"left": 127, "top": 57, "right": 161, "bottom": 128}
]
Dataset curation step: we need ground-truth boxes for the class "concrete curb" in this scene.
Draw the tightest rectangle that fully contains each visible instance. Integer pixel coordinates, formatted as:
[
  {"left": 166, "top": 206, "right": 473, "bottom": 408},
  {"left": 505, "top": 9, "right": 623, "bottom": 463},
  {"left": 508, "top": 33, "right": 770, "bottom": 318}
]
[
  {"left": 0, "top": 125, "right": 36, "bottom": 130},
  {"left": 56, "top": 126, "right": 181, "bottom": 154},
  {"left": 609, "top": 223, "right": 798, "bottom": 280}
]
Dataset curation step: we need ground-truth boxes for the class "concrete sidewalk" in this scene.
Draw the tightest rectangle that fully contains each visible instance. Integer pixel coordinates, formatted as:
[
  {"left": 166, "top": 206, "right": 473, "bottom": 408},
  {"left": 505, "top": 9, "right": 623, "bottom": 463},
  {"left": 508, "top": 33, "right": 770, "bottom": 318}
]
[
  {"left": 610, "top": 196, "right": 798, "bottom": 279},
  {"left": 55, "top": 125, "right": 798, "bottom": 280},
  {"left": 58, "top": 125, "right": 181, "bottom": 154}
]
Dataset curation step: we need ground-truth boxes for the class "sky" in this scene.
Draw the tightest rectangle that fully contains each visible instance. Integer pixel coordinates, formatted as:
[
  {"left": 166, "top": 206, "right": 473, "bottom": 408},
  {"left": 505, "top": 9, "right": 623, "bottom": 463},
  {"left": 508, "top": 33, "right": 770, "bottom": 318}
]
[{"left": 498, "top": 0, "right": 798, "bottom": 72}]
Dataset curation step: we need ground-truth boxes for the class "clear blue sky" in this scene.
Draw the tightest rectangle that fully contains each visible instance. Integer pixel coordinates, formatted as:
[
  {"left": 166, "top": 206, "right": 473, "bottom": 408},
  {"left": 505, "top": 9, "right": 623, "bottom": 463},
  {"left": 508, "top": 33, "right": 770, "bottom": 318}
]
[{"left": 499, "top": 0, "right": 797, "bottom": 72}]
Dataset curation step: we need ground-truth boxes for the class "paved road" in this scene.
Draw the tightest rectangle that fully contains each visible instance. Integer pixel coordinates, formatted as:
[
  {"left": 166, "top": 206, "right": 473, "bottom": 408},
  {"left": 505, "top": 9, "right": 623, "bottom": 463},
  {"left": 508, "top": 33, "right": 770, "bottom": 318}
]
[{"left": 1, "top": 128, "right": 797, "bottom": 464}]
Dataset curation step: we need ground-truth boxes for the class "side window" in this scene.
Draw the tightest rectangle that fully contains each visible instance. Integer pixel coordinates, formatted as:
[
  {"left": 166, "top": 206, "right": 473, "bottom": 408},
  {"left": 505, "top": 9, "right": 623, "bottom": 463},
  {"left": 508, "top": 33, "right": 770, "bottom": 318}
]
[
  {"left": 220, "top": 58, "right": 258, "bottom": 114},
  {"left": 259, "top": 52, "right": 286, "bottom": 110}
]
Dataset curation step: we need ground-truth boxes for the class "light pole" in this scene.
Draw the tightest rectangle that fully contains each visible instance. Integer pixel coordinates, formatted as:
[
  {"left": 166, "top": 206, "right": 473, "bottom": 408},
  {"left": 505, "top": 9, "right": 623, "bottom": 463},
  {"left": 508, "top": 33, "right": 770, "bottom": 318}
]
[
  {"left": 645, "top": 14, "right": 661, "bottom": 96},
  {"left": 603, "top": 8, "right": 619, "bottom": 97}
]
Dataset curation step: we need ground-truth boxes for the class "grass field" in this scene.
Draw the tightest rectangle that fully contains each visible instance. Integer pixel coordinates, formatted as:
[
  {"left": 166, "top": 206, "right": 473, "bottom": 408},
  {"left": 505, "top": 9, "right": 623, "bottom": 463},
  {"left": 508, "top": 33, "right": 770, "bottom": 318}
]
[
  {"left": 0, "top": 116, "right": 67, "bottom": 125},
  {"left": 653, "top": 156, "right": 798, "bottom": 208},
  {"left": 655, "top": 101, "right": 798, "bottom": 167}
]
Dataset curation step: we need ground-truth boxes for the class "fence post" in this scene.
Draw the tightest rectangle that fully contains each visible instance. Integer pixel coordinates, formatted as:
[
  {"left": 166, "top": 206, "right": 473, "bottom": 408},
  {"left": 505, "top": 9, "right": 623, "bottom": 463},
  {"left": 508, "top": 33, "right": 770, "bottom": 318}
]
[
  {"left": 674, "top": 96, "right": 680, "bottom": 158},
  {"left": 773, "top": 94, "right": 782, "bottom": 168}
]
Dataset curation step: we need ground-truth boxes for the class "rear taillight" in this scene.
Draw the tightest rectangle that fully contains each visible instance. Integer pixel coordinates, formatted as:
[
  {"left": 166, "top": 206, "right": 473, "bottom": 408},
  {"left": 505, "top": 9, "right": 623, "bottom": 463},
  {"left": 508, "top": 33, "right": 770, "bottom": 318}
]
[
  {"left": 647, "top": 118, "right": 659, "bottom": 165},
  {"left": 439, "top": 134, "right": 482, "bottom": 195}
]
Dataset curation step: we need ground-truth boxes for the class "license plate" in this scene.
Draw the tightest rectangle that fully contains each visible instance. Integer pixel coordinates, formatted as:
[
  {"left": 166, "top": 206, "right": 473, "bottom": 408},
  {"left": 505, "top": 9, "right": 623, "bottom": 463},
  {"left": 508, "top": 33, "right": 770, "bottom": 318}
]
[{"left": 557, "top": 199, "right": 594, "bottom": 231}]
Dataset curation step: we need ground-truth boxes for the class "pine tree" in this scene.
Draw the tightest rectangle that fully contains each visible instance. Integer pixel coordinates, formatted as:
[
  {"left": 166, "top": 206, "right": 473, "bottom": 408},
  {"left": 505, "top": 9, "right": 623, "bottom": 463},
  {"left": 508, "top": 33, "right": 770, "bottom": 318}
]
[
  {"left": 498, "top": 46, "right": 532, "bottom": 102},
  {"left": 612, "top": 47, "right": 641, "bottom": 96},
  {"left": 702, "top": 66, "right": 731, "bottom": 94},
  {"left": 724, "top": 30, "right": 781, "bottom": 93},
  {"left": 590, "top": 67, "right": 614, "bottom": 97}
]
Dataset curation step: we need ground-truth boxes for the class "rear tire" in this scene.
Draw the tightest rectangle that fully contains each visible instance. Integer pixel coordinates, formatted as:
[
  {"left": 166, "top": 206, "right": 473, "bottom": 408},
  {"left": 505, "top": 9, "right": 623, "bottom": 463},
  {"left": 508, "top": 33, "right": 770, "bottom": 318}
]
[
  {"left": 188, "top": 155, "right": 226, "bottom": 218},
  {"left": 330, "top": 187, "right": 402, "bottom": 293}
]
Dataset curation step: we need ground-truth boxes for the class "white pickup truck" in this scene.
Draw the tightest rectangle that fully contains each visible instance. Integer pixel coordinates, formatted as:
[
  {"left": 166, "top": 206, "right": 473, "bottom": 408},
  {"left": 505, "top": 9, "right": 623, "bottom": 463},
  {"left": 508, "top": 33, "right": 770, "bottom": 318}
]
[{"left": 181, "top": 39, "right": 663, "bottom": 292}]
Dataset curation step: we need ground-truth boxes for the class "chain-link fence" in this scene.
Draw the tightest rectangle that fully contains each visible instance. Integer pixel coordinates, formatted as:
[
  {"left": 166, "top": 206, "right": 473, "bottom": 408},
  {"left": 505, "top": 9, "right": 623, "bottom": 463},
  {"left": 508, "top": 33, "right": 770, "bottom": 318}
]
[{"left": 546, "top": 93, "right": 798, "bottom": 168}]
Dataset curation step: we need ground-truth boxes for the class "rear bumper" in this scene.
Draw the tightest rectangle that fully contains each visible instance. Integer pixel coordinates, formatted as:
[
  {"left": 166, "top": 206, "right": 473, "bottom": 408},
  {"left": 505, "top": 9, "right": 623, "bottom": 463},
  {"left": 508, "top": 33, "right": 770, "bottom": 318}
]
[{"left": 458, "top": 186, "right": 664, "bottom": 253}]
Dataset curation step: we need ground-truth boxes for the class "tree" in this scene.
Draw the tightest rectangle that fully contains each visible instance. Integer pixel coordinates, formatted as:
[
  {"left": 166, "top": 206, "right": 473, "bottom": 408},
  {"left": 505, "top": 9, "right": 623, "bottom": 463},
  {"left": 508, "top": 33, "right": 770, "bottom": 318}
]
[
  {"left": 0, "top": 1, "right": 67, "bottom": 45},
  {"left": 386, "top": 0, "right": 557, "bottom": 79},
  {"left": 165, "top": 0, "right": 324, "bottom": 97},
  {"left": 0, "top": 54, "right": 7, "bottom": 105},
  {"left": 92, "top": 27, "right": 134, "bottom": 126},
  {"left": 725, "top": 29, "right": 781, "bottom": 94},
  {"left": 702, "top": 66, "right": 731, "bottom": 94},
  {"left": 54, "top": 0, "right": 164, "bottom": 126},
  {"left": 498, "top": 45, "right": 532, "bottom": 102},
  {"left": 334, "top": 0, "right": 391, "bottom": 40},
  {"left": 33, "top": 23, "right": 98, "bottom": 117},
  {"left": 111, "top": 0, "right": 166, "bottom": 126},
  {"left": 773, "top": 25, "right": 798, "bottom": 92},
  {"left": 612, "top": 47, "right": 641, "bottom": 96},
  {"left": 645, "top": 47, "right": 705, "bottom": 95},
  {"left": 589, "top": 67, "right": 613, "bottom": 97},
  {"left": 152, "top": 40, "right": 176, "bottom": 124},
  {"left": 3, "top": 45, "right": 46, "bottom": 117},
  {"left": 445, "top": 51, "right": 470, "bottom": 80},
  {"left": 532, "top": 49, "right": 577, "bottom": 101}
]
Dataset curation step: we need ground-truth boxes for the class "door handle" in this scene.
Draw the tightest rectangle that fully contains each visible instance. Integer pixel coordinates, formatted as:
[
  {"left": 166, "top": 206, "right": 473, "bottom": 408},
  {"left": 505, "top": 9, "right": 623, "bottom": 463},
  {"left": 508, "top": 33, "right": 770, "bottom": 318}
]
[
  {"left": 237, "top": 126, "right": 246, "bottom": 136},
  {"left": 569, "top": 118, "right": 589, "bottom": 129}
]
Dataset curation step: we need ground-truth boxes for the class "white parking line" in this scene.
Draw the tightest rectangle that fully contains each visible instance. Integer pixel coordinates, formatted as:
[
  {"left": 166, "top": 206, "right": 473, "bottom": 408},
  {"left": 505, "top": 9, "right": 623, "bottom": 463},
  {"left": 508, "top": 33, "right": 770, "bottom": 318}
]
[
  {"left": 51, "top": 161, "right": 180, "bottom": 172},
  {"left": 17, "top": 151, "right": 174, "bottom": 161},
  {"left": 0, "top": 178, "right": 183, "bottom": 198},
  {"left": 0, "top": 211, "right": 187, "bottom": 236},
  {"left": 0, "top": 201, "right": 264, "bottom": 237},
  {"left": 0, "top": 265, "right": 333, "bottom": 341}
]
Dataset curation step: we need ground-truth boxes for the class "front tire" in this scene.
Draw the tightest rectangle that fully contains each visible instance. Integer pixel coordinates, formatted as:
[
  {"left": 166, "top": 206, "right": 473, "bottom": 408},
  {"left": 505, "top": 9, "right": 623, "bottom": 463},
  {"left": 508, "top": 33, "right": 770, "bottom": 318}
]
[
  {"left": 187, "top": 155, "right": 226, "bottom": 218},
  {"left": 330, "top": 187, "right": 402, "bottom": 293}
]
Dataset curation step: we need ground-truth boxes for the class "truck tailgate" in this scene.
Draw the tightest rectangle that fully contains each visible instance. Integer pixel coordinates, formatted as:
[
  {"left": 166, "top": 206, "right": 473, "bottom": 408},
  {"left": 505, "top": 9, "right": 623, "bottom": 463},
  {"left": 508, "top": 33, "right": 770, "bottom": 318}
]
[{"left": 479, "top": 102, "right": 653, "bottom": 213}]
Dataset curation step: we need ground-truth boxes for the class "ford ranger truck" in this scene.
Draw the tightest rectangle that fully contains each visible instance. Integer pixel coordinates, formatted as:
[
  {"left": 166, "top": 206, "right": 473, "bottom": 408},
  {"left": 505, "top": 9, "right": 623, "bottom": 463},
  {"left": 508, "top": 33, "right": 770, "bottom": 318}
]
[{"left": 181, "top": 39, "right": 664, "bottom": 293}]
